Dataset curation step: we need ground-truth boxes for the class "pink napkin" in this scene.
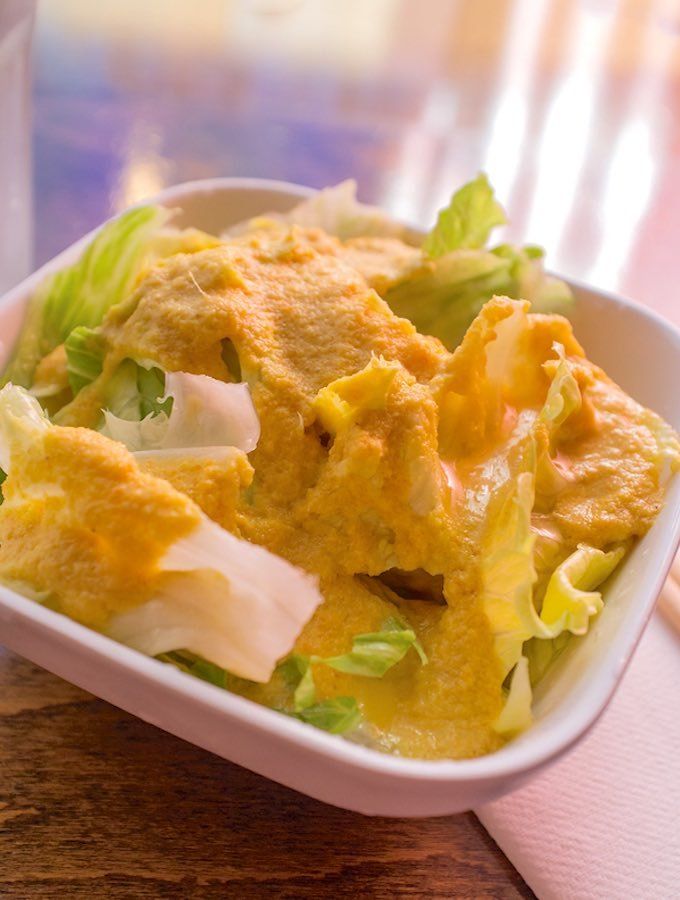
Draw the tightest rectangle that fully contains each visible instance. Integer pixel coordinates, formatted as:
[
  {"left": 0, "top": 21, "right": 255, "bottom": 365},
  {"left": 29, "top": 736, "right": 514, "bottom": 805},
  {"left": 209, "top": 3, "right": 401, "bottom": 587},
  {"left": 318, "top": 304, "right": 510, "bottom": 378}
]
[{"left": 477, "top": 612, "right": 680, "bottom": 900}]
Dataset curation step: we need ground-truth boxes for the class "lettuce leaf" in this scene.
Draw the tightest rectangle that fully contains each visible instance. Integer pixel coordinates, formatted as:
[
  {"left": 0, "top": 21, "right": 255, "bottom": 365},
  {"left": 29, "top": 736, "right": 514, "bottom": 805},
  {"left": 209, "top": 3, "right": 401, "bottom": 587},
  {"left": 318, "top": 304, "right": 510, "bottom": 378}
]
[
  {"left": 295, "top": 697, "right": 361, "bottom": 734},
  {"left": 380, "top": 175, "right": 573, "bottom": 351},
  {"left": 273, "top": 180, "right": 406, "bottom": 241},
  {"left": 481, "top": 470, "right": 540, "bottom": 679},
  {"left": 538, "top": 343, "right": 582, "bottom": 429},
  {"left": 105, "top": 516, "right": 322, "bottom": 683},
  {"left": 540, "top": 543, "right": 625, "bottom": 637},
  {"left": 0, "top": 384, "right": 322, "bottom": 683},
  {"left": 641, "top": 409, "right": 680, "bottom": 487},
  {"left": 312, "top": 355, "right": 400, "bottom": 435},
  {"left": 159, "top": 649, "right": 231, "bottom": 689},
  {"left": 102, "top": 372, "right": 260, "bottom": 455},
  {"left": 384, "top": 251, "right": 514, "bottom": 351},
  {"left": 2, "top": 205, "right": 168, "bottom": 390},
  {"left": 278, "top": 616, "right": 426, "bottom": 730},
  {"left": 524, "top": 632, "right": 571, "bottom": 685},
  {"left": 384, "top": 248, "right": 572, "bottom": 352},
  {"left": 479, "top": 343, "right": 630, "bottom": 739},
  {"left": 523, "top": 544, "right": 623, "bottom": 684},
  {"left": 494, "top": 655, "right": 533, "bottom": 736},
  {"left": 423, "top": 173, "right": 507, "bottom": 257},
  {"left": 95, "top": 358, "right": 171, "bottom": 424},
  {"left": 0, "top": 383, "right": 50, "bottom": 472},
  {"left": 322, "top": 616, "right": 427, "bottom": 676},
  {"left": 64, "top": 326, "right": 107, "bottom": 394}
]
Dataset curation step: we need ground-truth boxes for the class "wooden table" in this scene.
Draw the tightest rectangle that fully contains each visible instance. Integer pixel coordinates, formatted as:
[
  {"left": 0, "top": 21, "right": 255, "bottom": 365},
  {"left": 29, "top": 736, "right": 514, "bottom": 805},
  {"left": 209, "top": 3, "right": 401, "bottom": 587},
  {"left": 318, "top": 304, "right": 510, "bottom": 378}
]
[
  {"left": 0, "top": 649, "right": 530, "bottom": 898},
  {"left": 3, "top": 1, "right": 680, "bottom": 894}
]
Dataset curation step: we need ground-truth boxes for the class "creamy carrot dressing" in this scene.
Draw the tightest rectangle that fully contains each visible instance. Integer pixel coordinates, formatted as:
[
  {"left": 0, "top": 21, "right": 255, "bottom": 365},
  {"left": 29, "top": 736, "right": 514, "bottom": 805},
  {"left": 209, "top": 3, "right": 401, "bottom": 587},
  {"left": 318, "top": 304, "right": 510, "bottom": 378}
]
[{"left": 0, "top": 177, "right": 676, "bottom": 758}]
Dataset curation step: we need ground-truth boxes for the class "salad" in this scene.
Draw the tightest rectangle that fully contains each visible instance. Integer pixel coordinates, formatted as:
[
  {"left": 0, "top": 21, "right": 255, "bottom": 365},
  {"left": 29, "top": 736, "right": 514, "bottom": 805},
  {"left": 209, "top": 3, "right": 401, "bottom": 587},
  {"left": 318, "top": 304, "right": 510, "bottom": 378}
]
[{"left": 0, "top": 174, "right": 676, "bottom": 759}]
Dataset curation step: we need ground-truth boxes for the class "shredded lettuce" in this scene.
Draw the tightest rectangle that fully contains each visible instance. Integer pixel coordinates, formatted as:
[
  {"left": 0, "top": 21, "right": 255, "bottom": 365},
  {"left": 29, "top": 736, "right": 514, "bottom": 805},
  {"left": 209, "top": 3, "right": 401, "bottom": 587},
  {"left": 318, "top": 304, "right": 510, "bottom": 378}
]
[
  {"left": 90, "top": 358, "right": 171, "bottom": 425},
  {"left": 494, "top": 655, "right": 533, "bottom": 736},
  {"left": 2, "top": 205, "right": 168, "bottom": 390},
  {"left": 276, "top": 616, "right": 426, "bottom": 732},
  {"left": 295, "top": 697, "right": 361, "bottom": 734},
  {"left": 480, "top": 343, "right": 627, "bottom": 714},
  {"left": 423, "top": 173, "right": 507, "bottom": 258},
  {"left": 481, "top": 470, "right": 539, "bottom": 679},
  {"left": 107, "top": 516, "right": 321, "bottom": 682},
  {"left": 159, "top": 649, "right": 231, "bottom": 689},
  {"left": 382, "top": 175, "right": 573, "bottom": 350},
  {"left": 321, "top": 616, "right": 427, "bottom": 676},
  {"left": 540, "top": 543, "right": 625, "bottom": 637},
  {"left": 312, "top": 356, "right": 400, "bottom": 435},
  {"left": 159, "top": 649, "right": 361, "bottom": 735},
  {"left": 102, "top": 372, "right": 260, "bottom": 455},
  {"left": 64, "top": 326, "right": 107, "bottom": 394}
]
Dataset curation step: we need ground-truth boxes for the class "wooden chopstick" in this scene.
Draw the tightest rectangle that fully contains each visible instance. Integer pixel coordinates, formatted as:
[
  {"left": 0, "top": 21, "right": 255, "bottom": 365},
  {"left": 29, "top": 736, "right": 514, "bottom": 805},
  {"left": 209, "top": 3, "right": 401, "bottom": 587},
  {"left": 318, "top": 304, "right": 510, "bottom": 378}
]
[{"left": 658, "top": 555, "right": 680, "bottom": 634}]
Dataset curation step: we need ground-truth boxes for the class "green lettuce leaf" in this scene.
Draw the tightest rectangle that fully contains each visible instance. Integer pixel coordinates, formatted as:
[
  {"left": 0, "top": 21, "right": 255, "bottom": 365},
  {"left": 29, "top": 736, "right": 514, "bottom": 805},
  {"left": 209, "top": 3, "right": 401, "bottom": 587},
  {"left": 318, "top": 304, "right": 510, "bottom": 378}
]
[
  {"left": 295, "top": 697, "right": 361, "bottom": 734},
  {"left": 101, "top": 372, "right": 260, "bottom": 456},
  {"left": 277, "top": 616, "right": 426, "bottom": 732},
  {"left": 524, "top": 632, "right": 571, "bottom": 685},
  {"left": 102, "top": 359, "right": 172, "bottom": 422},
  {"left": 278, "top": 653, "right": 318, "bottom": 711},
  {"left": 381, "top": 175, "right": 573, "bottom": 350},
  {"left": 385, "top": 251, "right": 514, "bottom": 350},
  {"left": 64, "top": 325, "right": 107, "bottom": 394},
  {"left": 2, "top": 205, "right": 168, "bottom": 390},
  {"left": 322, "top": 615, "right": 427, "bottom": 676},
  {"left": 384, "top": 243, "right": 573, "bottom": 352},
  {"left": 540, "top": 543, "right": 625, "bottom": 636},
  {"left": 160, "top": 650, "right": 360, "bottom": 735},
  {"left": 423, "top": 172, "right": 507, "bottom": 257},
  {"left": 493, "top": 655, "right": 533, "bottom": 736},
  {"left": 538, "top": 343, "right": 582, "bottom": 429},
  {"left": 159, "top": 650, "right": 231, "bottom": 689},
  {"left": 523, "top": 544, "right": 623, "bottom": 684}
]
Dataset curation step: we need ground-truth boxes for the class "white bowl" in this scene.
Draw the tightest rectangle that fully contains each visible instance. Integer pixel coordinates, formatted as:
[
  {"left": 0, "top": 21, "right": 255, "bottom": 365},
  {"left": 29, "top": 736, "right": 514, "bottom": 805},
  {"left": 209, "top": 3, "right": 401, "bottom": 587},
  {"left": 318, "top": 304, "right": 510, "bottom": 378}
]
[{"left": 0, "top": 178, "right": 678, "bottom": 817}]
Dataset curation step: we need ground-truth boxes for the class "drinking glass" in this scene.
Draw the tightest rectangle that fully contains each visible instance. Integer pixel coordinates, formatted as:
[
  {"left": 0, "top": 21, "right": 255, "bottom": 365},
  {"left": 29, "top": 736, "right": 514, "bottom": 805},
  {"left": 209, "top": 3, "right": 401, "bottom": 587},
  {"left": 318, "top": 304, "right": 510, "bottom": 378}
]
[{"left": 0, "top": 0, "right": 35, "bottom": 295}]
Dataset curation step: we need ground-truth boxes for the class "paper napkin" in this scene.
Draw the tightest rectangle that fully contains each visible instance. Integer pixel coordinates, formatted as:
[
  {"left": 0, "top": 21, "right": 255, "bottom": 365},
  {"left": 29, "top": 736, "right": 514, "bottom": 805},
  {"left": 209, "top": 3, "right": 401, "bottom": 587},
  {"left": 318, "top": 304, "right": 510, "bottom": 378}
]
[{"left": 477, "top": 613, "right": 680, "bottom": 900}]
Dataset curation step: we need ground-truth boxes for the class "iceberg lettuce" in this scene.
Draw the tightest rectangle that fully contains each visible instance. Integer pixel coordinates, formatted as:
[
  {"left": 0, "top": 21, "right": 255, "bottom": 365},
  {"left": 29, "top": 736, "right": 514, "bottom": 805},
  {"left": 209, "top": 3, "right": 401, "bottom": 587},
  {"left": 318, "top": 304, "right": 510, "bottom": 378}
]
[
  {"left": 383, "top": 175, "right": 573, "bottom": 350},
  {"left": 271, "top": 180, "right": 406, "bottom": 241},
  {"left": 312, "top": 355, "right": 400, "bottom": 435},
  {"left": 2, "top": 205, "right": 168, "bottom": 391},
  {"left": 481, "top": 470, "right": 539, "bottom": 679},
  {"left": 107, "top": 516, "right": 321, "bottom": 682},
  {"left": 494, "top": 655, "right": 533, "bottom": 736},
  {"left": 102, "top": 371, "right": 260, "bottom": 456},
  {"left": 540, "top": 543, "right": 625, "bottom": 637},
  {"left": 0, "top": 384, "right": 321, "bottom": 683},
  {"left": 422, "top": 173, "right": 507, "bottom": 257},
  {"left": 480, "top": 342, "right": 628, "bottom": 729},
  {"left": 276, "top": 616, "right": 426, "bottom": 732}
]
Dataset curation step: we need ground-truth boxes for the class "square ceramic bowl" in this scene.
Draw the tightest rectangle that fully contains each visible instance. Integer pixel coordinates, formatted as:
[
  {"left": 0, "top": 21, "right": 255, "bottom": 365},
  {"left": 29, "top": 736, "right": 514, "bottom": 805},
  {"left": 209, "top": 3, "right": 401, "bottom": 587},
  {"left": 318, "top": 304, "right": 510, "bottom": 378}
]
[{"left": 0, "top": 178, "right": 679, "bottom": 818}]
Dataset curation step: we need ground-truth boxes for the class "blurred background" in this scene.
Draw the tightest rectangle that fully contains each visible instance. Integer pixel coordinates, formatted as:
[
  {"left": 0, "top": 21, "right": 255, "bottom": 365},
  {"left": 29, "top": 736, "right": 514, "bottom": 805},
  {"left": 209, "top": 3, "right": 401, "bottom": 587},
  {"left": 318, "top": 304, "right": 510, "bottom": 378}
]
[{"left": 32, "top": 0, "right": 680, "bottom": 317}]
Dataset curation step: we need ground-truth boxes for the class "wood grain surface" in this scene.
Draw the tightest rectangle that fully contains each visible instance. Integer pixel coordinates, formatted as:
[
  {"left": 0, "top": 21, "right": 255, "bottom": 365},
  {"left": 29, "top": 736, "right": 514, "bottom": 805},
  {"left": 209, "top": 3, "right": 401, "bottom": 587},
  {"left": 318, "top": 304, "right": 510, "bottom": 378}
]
[{"left": 0, "top": 649, "right": 533, "bottom": 898}]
